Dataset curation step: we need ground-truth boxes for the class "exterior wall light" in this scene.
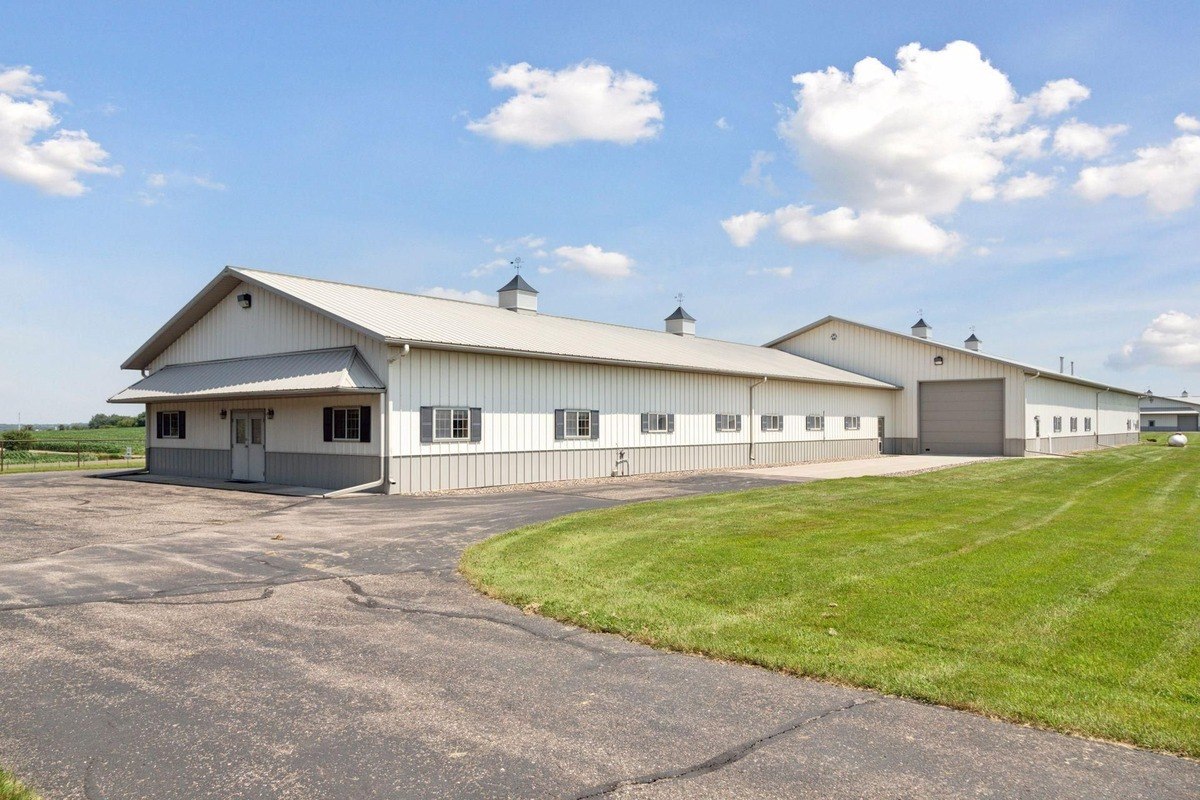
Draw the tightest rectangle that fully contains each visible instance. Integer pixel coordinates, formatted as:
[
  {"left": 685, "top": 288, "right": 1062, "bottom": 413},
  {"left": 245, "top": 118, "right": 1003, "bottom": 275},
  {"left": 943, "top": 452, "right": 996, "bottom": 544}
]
[
  {"left": 933, "top": 356, "right": 945, "bottom": 366},
  {"left": 237, "top": 293, "right": 252, "bottom": 309},
  {"left": 219, "top": 409, "right": 227, "bottom": 419},
  {"left": 267, "top": 408, "right": 275, "bottom": 419}
]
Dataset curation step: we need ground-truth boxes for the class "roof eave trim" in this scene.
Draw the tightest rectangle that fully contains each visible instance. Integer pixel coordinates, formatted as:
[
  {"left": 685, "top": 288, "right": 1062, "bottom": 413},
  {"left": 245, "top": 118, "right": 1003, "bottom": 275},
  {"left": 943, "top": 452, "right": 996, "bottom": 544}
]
[{"left": 108, "top": 386, "right": 385, "bottom": 404}]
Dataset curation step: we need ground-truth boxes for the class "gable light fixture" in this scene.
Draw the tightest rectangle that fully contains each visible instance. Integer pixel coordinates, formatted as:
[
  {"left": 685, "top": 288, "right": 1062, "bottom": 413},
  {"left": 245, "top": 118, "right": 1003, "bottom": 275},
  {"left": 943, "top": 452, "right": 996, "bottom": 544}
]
[
  {"left": 933, "top": 356, "right": 944, "bottom": 366},
  {"left": 237, "top": 293, "right": 252, "bottom": 309}
]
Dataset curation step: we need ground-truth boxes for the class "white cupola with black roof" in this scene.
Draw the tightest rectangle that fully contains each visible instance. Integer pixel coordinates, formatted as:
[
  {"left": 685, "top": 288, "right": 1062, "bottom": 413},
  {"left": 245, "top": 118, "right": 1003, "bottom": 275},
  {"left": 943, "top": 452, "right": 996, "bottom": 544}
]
[
  {"left": 911, "top": 317, "right": 932, "bottom": 339},
  {"left": 665, "top": 305, "right": 696, "bottom": 336},
  {"left": 497, "top": 273, "right": 538, "bottom": 314},
  {"left": 964, "top": 332, "right": 981, "bottom": 351}
]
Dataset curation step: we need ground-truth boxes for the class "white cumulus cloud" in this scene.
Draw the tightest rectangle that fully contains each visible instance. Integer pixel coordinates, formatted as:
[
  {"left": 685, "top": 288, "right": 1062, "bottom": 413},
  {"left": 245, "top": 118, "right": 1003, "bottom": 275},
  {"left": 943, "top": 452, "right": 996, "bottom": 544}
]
[
  {"left": 1174, "top": 113, "right": 1200, "bottom": 133},
  {"left": 1075, "top": 130, "right": 1200, "bottom": 213},
  {"left": 0, "top": 65, "right": 119, "bottom": 196},
  {"left": 999, "top": 171, "right": 1056, "bottom": 200},
  {"left": 740, "top": 150, "right": 778, "bottom": 193},
  {"left": 1108, "top": 311, "right": 1200, "bottom": 370},
  {"left": 422, "top": 287, "right": 493, "bottom": 305},
  {"left": 553, "top": 244, "right": 634, "bottom": 278},
  {"left": 746, "top": 266, "right": 793, "bottom": 278},
  {"left": 1053, "top": 119, "right": 1128, "bottom": 159},
  {"left": 715, "top": 116, "right": 731, "bottom": 130},
  {"left": 725, "top": 41, "right": 1088, "bottom": 257},
  {"left": 467, "top": 61, "right": 663, "bottom": 147}
]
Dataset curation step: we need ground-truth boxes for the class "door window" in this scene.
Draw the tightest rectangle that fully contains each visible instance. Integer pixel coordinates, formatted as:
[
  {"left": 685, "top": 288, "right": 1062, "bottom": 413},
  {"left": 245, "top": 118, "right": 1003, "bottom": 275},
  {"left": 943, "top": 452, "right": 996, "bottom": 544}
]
[
  {"left": 251, "top": 418, "right": 264, "bottom": 445},
  {"left": 235, "top": 418, "right": 247, "bottom": 444}
]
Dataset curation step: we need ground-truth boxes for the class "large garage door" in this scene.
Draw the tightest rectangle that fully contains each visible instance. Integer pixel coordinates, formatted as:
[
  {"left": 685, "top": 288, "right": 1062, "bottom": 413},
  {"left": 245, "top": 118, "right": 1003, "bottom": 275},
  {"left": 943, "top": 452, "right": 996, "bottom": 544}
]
[{"left": 919, "top": 380, "right": 1004, "bottom": 456}]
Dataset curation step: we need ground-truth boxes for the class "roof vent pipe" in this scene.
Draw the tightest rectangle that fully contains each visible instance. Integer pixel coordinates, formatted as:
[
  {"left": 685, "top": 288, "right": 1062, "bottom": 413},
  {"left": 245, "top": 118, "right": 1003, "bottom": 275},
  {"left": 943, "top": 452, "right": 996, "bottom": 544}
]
[
  {"left": 665, "top": 306, "right": 696, "bottom": 336},
  {"left": 1059, "top": 356, "right": 1065, "bottom": 374},
  {"left": 964, "top": 333, "right": 981, "bottom": 351},
  {"left": 1070, "top": 361, "right": 1075, "bottom": 376},
  {"left": 911, "top": 318, "right": 931, "bottom": 339},
  {"left": 497, "top": 274, "right": 538, "bottom": 314}
]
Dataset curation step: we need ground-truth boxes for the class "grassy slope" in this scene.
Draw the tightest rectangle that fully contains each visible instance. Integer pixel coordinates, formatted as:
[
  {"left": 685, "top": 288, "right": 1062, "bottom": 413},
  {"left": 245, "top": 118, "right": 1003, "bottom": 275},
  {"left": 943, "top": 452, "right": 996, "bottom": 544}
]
[{"left": 462, "top": 438, "right": 1200, "bottom": 756}]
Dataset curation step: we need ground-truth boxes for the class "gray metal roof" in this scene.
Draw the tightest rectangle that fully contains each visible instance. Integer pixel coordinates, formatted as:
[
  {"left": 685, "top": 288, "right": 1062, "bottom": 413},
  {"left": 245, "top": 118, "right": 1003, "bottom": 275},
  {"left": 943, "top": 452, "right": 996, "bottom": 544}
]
[
  {"left": 498, "top": 274, "right": 538, "bottom": 294},
  {"left": 122, "top": 267, "right": 897, "bottom": 389},
  {"left": 665, "top": 306, "right": 696, "bottom": 322},
  {"left": 765, "top": 316, "right": 1143, "bottom": 396},
  {"left": 111, "top": 347, "right": 384, "bottom": 403}
]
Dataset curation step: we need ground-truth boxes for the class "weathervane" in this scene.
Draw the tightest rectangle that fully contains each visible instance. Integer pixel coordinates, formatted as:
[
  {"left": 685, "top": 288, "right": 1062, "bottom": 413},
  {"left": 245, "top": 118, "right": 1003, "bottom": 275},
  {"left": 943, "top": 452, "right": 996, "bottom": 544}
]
[
  {"left": 511, "top": 257, "right": 523, "bottom": 274},
  {"left": 675, "top": 292, "right": 684, "bottom": 306}
]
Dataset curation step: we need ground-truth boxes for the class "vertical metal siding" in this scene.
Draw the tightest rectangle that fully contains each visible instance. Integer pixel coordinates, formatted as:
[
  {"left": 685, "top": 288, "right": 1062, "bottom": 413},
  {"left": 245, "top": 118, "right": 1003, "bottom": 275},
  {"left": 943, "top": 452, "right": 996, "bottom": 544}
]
[
  {"left": 390, "top": 348, "right": 893, "bottom": 492},
  {"left": 149, "top": 282, "right": 389, "bottom": 379},
  {"left": 1024, "top": 377, "right": 1141, "bottom": 453}
]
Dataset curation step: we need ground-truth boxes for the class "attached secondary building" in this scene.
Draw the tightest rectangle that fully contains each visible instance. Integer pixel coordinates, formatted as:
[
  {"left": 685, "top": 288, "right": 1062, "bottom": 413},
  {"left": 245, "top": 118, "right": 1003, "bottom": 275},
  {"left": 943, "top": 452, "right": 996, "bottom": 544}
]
[
  {"left": 112, "top": 267, "right": 1141, "bottom": 493},
  {"left": 1140, "top": 392, "right": 1200, "bottom": 432}
]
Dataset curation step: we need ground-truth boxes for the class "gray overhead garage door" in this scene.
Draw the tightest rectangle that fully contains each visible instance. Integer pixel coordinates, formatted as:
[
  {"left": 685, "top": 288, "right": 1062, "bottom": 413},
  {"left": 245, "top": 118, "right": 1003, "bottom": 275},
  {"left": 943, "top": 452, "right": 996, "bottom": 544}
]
[{"left": 919, "top": 379, "right": 1004, "bottom": 456}]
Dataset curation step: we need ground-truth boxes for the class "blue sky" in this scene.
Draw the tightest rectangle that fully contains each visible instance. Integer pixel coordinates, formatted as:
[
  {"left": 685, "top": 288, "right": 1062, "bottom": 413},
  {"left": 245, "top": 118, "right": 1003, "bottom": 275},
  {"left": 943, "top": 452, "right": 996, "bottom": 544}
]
[{"left": 3, "top": 1, "right": 1199, "bottom": 422}]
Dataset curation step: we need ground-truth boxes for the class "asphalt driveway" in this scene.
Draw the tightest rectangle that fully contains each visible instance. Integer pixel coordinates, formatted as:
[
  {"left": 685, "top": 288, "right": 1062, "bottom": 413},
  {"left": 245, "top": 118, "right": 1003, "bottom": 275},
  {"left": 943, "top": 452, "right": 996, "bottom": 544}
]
[{"left": 0, "top": 467, "right": 1197, "bottom": 799}]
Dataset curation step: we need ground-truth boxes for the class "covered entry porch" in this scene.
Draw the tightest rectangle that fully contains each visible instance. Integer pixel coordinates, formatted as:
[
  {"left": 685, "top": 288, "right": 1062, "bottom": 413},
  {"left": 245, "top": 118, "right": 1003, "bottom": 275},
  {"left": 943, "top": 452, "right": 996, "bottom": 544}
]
[{"left": 110, "top": 347, "right": 387, "bottom": 492}]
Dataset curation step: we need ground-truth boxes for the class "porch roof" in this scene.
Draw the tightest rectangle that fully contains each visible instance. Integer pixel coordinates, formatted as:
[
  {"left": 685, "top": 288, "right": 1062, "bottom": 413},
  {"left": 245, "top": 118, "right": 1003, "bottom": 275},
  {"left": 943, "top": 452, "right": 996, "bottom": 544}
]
[{"left": 109, "top": 347, "right": 385, "bottom": 403}]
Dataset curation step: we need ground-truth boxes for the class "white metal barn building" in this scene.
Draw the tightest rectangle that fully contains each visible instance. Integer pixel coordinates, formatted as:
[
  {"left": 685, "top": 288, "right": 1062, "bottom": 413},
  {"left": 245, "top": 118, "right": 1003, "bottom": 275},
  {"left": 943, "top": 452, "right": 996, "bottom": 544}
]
[
  {"left": 768, "top": 317, "right": 1141, "bottom": 456},
  {"left": 112, "top": 267, "right": 901, "bottom": 494},
  {"left": 1140, "top": 393, "right": 1200, "bottom": 432}
]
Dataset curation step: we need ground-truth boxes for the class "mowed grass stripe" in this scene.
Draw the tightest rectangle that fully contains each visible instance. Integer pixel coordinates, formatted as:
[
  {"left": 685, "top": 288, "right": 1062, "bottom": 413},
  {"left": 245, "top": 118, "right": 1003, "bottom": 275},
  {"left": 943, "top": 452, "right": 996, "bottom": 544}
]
[{"left": 462, "top": 438, "right": 1200, "bottom": 756}]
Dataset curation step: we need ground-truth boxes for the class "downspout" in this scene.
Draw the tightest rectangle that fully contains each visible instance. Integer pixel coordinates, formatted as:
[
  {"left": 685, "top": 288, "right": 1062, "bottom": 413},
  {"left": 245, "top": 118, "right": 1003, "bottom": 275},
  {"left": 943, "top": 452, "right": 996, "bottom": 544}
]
[
  {"left": 323, "top": 343, "right": 409, "bottom": 498},
  {"left": 1023, "top": 371, "right": 1042, "bottom": 455},
  {"left": 748, "top": 377, "right": 767, "bottom": 463},
  {"left": 1095, "top": 387, "right": 1111, "bottom": 448}
]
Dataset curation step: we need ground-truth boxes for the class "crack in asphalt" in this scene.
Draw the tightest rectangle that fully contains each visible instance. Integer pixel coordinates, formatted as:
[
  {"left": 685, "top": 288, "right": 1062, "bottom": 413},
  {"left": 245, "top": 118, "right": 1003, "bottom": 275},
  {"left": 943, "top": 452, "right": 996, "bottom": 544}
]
[
  {"left": 342, "top": 578, "right": 663, "bottom": 665},
  {"left": 568, "top": 698, "right": 879, "bottom": 799},
  {"left": 111, "top": 587, "right": 276, "bottom": 606}
]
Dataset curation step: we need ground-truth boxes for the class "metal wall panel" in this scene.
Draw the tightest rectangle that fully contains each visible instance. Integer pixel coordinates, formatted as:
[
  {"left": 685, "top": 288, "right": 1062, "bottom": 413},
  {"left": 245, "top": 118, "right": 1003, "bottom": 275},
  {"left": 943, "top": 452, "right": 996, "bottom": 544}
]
[
  {"left": 1025, "top": 432, "right": 1139, "bottom": 454},
  {"left": 393, "top": 439, "right": 877, "bottom": 493},
  {"left": 264, "top": 453, "right": 379, "bottom": 490},
  {"left": 146, "top": 447, "right": 230, "bottom": 479},
  {"left": 771, "top": 320, "right": 1027, "bottom": 441},
  {"left": 1024, "top": 377, "right": 1141, "bottom": 453},
  {"left": 150, "top": 282, "right": 389, "bottom": 378}
]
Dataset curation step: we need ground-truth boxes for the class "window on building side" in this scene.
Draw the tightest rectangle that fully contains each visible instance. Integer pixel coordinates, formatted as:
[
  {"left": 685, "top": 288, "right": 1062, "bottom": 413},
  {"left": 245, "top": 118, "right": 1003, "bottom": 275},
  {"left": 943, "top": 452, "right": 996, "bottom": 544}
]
[
  {"left": 806, "top": 415, "right": 824, "bottom": 431},
  {"left": 161, "top": 411, "right": 181, "bottom": 438},
  {"left": 844, "top": 416, "right": 861, "bottom": 431},
  {"left": 332, "top": 407, "right": 361, "bottom": 441},
  {"left": 563, "top": 409, "right": 591, "bottom": 439},
  {"left": 1084, "top": 417, "right": 1092, "bottom": 432},
  {"left": 434, "top": 407, "right": 471, "bottom": 441},
  {"left": 1070, "top": 417, "right": 1078, "bottom": 433},
  {"left": 643, "top": 413, "right": 671, "bottom": 433},
  {"left": 761, "top": 414, "right": 783, "bottom": 432},
  {"left": 1053, "top": 416, "right": 1063, "bottom": 433},
  {"left": 716, "top": 413, "right": 740, "bottom": 432}
]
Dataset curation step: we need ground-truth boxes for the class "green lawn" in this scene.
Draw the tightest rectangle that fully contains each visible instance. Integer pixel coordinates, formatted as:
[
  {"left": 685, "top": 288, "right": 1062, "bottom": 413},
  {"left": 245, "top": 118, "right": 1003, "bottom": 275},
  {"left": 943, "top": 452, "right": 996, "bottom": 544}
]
[
  {"left": 0, "top": 767, "right": 39, "bottom": 800},
  {"left": 462, "top": 437, "right": 1200, "bottom": 757}
]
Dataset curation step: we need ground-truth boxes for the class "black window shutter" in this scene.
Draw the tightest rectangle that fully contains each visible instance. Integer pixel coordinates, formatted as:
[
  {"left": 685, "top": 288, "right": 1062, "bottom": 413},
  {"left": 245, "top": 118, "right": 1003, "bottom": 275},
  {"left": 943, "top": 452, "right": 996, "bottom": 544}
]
[
  {"left": 590, "top": 410, "right": 600, "bottom": 440},
  {"left": 735, "top": 414, "right": 742, "bottom": 433},
  {"left": 554, "top": 409, "right": 565, "bottom": 440},
  {"left": 177, "top": 410, "right": 186, "bottom": 440},
  {"left": 667, "top": 413, "right": 675, "bottom": 433},
  {"left": 715, "top": 414, "right": 722, "bottom": 432},
  {"left": 761, "top": 415, "right": 767, "bottom": 432},
  {"left": 323, "top": 407, "right": 334, "bottom": 442},
  {"left": 640, "top": 413, "right": 649, "bottom": 433},
  {"left": 419, "top": 407, "right": 433, "bottom": 444},
  {"left": 156, "top": 411, "right": 163, "bottom": 439},
  {"left": 359, "top": 406, "right": 371, "bottom": 443},
  {"left": 469, "top": 408, "right": 482, "bottom": 443}
]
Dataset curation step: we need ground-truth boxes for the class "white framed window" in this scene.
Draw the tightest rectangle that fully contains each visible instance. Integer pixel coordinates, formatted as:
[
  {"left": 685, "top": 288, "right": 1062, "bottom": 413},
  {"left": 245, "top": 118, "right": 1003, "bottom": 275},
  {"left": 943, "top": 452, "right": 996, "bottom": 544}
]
[
  {"left": 1084, "top": 417, "right": 1092, "bottom": 432},
  {"left": 331, "top": 407, "right": 361, "bottom": 441},
  {"left": 1053, "top": 416, "right": 1063, "bottom": 433},
  {"left": 161, "top": 411, "right": 181, "bottom": 438},
  {"left": 1070, "top": 417, "right": 1078, "bottom": 433},
  {"left": 806, "top": 415, "right": 824, "bottom": 431},
  {"left": 563, "top": 409, "right": 591, "bottom": 439},
  {"left": 434, "top": 407, "right": 471, "bottom": 441},
  {"left": 761, "top": 414, "right": 783, "bottom": 432},
  {"left": 844, "top": 416, "right": 861, "bottom": 431},
  {"left": 715, "top": 413, "right": 740, "bottom": 432},
  {"left": 642, "top": 413, "right": 671, "bottom": 433}
]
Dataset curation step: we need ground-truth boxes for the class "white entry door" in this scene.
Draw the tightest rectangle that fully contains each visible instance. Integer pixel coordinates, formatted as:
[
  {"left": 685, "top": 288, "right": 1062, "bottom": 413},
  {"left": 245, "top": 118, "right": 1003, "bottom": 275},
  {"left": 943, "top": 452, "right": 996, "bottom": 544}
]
[{"left": 231, "top": 410, "right": 266, "bottom": 482}]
